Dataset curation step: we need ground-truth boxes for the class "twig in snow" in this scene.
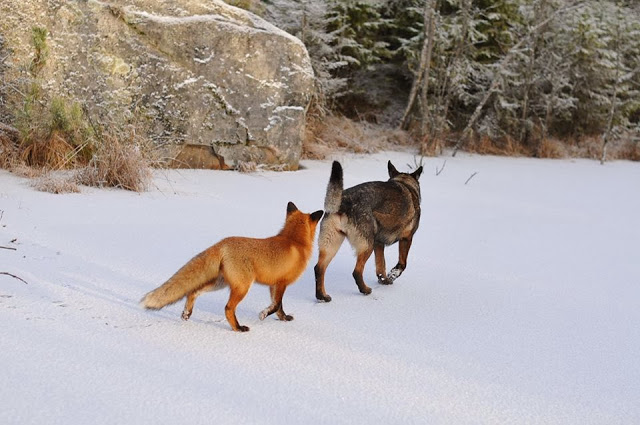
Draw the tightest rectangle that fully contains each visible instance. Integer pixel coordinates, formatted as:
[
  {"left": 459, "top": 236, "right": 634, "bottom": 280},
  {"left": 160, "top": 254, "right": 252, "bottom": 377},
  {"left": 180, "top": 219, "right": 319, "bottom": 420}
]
[
  {"left": 0, "top": 246, "right": 17, "bottom": 251},
  {"left": 1, "top": 272, "right": 28, "bottom": 284},
  {"left": 435, "top": 160, "right": 447, "bottom": 176},
  {"left": 465, "top": 172, "right": 478, "bottom": 185}
]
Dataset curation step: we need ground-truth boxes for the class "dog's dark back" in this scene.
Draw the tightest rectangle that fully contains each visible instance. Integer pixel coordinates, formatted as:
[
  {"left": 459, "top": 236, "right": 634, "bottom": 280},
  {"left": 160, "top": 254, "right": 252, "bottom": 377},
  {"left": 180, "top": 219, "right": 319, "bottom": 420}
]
[{"left": 340, "top": 172, "right": 421, "bottom": 246}]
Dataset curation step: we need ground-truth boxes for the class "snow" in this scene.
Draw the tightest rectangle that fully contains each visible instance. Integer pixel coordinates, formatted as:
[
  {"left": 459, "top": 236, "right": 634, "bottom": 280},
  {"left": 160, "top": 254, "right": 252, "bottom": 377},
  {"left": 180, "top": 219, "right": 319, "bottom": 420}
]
[
  {"left": 174, "top": 76, "right": 202, "bottom": 90},
  {"left": 123, "top": 1, "right": 307, "bottom": 49},
  {"left": 1, "top": 151, "right": 639, "bottom": 424}
]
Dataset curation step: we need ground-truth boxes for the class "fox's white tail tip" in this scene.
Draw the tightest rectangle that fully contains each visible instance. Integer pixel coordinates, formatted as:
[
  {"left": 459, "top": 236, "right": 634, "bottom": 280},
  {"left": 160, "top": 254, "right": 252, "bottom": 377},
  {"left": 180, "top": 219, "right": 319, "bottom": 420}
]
[{"left": 140, "top": 293, "right": 163, "bottom": 310}]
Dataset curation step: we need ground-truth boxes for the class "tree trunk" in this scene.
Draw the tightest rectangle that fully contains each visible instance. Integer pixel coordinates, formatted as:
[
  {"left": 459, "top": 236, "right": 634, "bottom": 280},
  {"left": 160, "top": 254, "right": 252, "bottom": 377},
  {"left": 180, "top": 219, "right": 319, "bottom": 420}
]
[
  {"left": 435, "top": 0, "right": 470, "bottom": 141},
  {"left": 399, "top": 0, "right": 436, "bottom": 132},
  {"left": 601, "top": 16, "right": 622, "bottom": 165},
  {"left": 520, "top": 0, "right": 547, "bottom": 152},
  {"left": 419, "top": 2, "right": 436, "bottom": 136}
]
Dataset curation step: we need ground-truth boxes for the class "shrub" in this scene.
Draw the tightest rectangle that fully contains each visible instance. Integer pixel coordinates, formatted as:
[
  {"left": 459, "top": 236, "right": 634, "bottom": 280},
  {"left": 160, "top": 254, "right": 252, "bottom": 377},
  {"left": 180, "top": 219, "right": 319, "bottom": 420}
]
[{"left": 76, "top": 135, "right": 151, "bottom": 192}]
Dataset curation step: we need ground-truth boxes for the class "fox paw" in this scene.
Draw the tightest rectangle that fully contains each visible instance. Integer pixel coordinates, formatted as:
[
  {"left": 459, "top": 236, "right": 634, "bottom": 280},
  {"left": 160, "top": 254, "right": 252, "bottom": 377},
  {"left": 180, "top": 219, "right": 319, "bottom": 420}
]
[
  {"left": 181, "top": 311, "right": 192, "bottom": 321},
  {"left": 377, "top": 274, "right": 393, "bottom": 285},
  {"left": 259, "top": 310, "right": 269, "bottom": 321},
  {"left": 281, "top": 314, "right": 294, "bottom": 321},
  {"left": 236, "top": 325, "right": 250, "bottom": 332}
]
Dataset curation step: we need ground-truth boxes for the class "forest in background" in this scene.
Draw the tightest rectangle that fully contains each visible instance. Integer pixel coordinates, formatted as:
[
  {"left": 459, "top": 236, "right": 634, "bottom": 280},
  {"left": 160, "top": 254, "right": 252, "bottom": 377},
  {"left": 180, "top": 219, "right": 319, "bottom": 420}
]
[
  {"left": 1, "top": 0, "right": 638, "bottom": 195},
  {"left": 242, "top": 0, "right": 640, "bottom": 161}
]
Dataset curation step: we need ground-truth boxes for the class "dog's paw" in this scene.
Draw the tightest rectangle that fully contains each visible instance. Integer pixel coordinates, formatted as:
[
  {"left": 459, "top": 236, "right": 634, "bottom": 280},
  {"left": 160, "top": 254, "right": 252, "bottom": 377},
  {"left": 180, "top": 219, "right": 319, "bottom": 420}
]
[
  {"left": 316, "top": 293, "right": 332, "bottom": 303},
  {"left": 377, "top": 274, "right": 393, "bottom": 285},
  {"left": 360, "top": 285, "right": 372, "bottom": 295},
  {"left": 388, "top": 268, "right": 402, "bottom": 283}
]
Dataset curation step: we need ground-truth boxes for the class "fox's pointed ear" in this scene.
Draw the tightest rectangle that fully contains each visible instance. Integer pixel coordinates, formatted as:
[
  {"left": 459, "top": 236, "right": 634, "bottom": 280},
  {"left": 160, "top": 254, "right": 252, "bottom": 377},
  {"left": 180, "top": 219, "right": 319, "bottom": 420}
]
[
  {"left": 388, "top": 160, "right": 399, "bottom": 178},
  {"left": 310, "top": 210, "right": 324, "bottom": 222},
  {"left": 412, "top": 166, "right": 423, "bottom": 180},
  {"left": 287, "top": 202, "right": 298, "bottom": 215}
]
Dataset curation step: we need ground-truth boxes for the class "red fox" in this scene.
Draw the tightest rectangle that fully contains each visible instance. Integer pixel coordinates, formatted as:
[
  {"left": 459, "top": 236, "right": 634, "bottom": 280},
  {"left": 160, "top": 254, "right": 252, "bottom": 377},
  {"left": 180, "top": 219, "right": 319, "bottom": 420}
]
[{"left": 141, "top": 202, "right": 323, "bottom": 332}]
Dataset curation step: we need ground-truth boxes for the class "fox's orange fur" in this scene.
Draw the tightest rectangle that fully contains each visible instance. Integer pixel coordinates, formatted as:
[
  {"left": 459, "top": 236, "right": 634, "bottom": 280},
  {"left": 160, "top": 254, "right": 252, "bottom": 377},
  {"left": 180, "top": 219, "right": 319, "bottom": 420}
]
[{"left": 141, "top": 202, "right": 323, "bottom": 332}]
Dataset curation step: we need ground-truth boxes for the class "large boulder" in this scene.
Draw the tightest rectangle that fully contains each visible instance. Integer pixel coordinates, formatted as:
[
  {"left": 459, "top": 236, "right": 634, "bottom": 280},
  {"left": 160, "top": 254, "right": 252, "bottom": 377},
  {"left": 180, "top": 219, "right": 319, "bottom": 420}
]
[{"left": 0, "top": 0, "right": 314, "bottom": 169}]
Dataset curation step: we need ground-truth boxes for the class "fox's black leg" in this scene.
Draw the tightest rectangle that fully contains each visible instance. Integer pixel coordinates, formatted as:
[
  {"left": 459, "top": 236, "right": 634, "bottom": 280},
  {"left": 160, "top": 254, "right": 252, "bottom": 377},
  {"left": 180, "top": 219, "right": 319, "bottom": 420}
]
[
  {"left": 182, "top": 292, "right": 196, "bottom": 320},
  {"left": 182, "top": 287, "right": 205, "bottom": 320},
  {"left": 260, "top": 284, "right": 292, "bottom": 321},
  {"left": 225, "top": 284, "right": 251, "bottom": 332}
]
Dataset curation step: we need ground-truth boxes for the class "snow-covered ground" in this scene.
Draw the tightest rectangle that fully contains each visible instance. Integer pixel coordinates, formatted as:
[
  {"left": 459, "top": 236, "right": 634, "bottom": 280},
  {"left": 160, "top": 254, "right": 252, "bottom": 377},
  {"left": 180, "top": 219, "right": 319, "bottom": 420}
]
[{"left": 1, "top": 151, "right": 639, "bottom": 424}]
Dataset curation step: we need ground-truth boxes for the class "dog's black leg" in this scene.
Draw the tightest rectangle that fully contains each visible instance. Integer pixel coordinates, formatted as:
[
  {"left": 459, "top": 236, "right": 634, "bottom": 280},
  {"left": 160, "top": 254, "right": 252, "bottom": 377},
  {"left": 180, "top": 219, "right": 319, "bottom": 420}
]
[
  {"left": 374, "top": 243, "right": 392, "bottom": 285},
  {"left": 389, "top": 238, "right": 412, "bottom": 282},
  {"left": 353, "top": 248, "right": 373, "bottom": 295},
  {"left": 388, "top": 263, "right": 405, "bottom": 282},
  {"left": 315, "top": 264, "right": 332, "bottom": 302}
]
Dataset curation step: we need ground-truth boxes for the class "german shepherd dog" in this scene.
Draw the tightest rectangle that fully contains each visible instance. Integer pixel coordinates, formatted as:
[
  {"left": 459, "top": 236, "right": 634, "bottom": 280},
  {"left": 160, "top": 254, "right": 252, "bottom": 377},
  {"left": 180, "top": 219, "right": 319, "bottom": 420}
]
[{"left": 314, "top": 160, "right": 422, "bottom": 301}]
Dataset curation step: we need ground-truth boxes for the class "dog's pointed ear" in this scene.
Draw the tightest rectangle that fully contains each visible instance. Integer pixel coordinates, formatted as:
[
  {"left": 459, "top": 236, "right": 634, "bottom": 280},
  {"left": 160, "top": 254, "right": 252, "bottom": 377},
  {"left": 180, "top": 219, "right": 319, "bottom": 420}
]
[
  {"left": 310, "top": 210, "right": 324, "bottom": 222},
  {"left": 412, "top": 166, "right": 423, "bottom": 180},
  {"left": 287, "top": 202, "right": 298, "bottom": 215},
  {"left": 388, "top": 160, "right": 399, "bottom": 178}
]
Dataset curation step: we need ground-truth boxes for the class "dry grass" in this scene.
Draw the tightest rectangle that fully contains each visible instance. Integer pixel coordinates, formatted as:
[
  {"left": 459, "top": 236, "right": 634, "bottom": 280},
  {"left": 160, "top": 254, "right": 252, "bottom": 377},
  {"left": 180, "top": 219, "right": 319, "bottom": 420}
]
[
  {"left": 32, "top": 173, "right": 80, "bottom": 194},
  {"left": 303, "top": 114, "right": 415, "bottom": 160},
  {"left": 420, "top": 135, "right": 447, "bottom": 157},
  {"left": 0, "top": 133, "right": 17, "bottom": 169},
  {"left": 537, "top": 138, "right": 568, "bottom": 159},
  {"left": 76, "top": 136, "right": 151, "bottom": 192},
  {"left": 1, "top": 123, "right": 20, "bottom": 169},
  {"left": 563, "top": 136, "right": 603, "bottom": 160},
  {"left": 19, "top": 132, "right": 77, "bottom": 169},
  {"left": 463, "top": 135, "right": 530, "bottom": 157},
  {"left": 10, "top": 163, "right": 47, "bottom": 178},
  {"left": 235, "top": 160, "right": 289, "bottom": 173},
  {"left": 614, "top": 140, "right": 640, "bottom": 161},
  {"left": 588, "top": 134, "right": 640, "bottom": 162},
  {"left": 236, "top": 160, "right": 258, "bottom": 173}
]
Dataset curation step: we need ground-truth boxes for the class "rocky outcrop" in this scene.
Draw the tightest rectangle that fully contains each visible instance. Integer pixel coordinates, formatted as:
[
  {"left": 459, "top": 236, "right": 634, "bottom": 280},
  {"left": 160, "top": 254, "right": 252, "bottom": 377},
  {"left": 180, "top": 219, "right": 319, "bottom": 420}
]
[{"left": 0, "top": 0, "right": 314, "bottom": 169}]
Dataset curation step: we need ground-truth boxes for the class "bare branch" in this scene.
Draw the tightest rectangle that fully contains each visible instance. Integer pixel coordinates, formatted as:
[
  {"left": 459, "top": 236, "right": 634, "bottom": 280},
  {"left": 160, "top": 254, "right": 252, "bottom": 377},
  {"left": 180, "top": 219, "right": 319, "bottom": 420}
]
[
  {"left": 1, "top": 272, "right": 28, "bottom": 284},
  {"left": 465, "top": 172, "right": 478, "bottom": 185},
  {"left": 399, "top": 0, "right": 436, "bottom": 131},
  {"left": 435, "top": 160, "right": 446, "bottom": 176}
]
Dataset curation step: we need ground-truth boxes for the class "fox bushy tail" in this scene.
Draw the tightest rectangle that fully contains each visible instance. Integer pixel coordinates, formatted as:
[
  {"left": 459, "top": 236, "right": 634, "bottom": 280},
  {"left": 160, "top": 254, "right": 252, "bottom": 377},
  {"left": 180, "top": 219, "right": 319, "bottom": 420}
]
[
  {"left": 324, "top": 161, "right": 343, "bottom": 214},
  {"left": 141, "top": 247, "right": 221, "bottom": 309}
]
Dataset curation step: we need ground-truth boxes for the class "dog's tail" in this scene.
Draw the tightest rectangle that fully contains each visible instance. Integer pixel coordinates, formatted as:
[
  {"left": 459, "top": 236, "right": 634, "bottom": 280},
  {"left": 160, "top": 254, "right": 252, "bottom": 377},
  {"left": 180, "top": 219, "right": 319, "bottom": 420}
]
[
  {"left": 324, "top": 161, "right": 343, "bottom": 214},
  {"left": 141, "top": 246, "right": 221, "bottom": 310}
]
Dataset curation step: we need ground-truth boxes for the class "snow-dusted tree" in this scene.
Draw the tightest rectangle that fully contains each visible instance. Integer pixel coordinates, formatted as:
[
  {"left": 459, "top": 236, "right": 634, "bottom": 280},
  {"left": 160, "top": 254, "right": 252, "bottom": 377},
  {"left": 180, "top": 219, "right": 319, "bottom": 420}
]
[
  {"left": 393, "top": 0, "right": 491, "bottom": 139},
  {"left": 593, "top": 2, "right": 640, "bottom": 162},
  {"left": 325, "top": 0, "right": 391, "bottom": 71},
  {"left": 263, "top": 0, "right": 349, "bottom": 103},
  {"left": 549, "top": 1, "right": 639, "bottom": 141}
]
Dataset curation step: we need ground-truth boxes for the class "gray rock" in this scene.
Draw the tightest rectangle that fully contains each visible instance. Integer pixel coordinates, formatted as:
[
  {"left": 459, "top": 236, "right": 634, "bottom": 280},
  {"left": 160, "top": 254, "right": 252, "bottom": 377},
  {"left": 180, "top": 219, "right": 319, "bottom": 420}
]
[{"left": 0, "top": 0, "right": 314, "bottom": 169}]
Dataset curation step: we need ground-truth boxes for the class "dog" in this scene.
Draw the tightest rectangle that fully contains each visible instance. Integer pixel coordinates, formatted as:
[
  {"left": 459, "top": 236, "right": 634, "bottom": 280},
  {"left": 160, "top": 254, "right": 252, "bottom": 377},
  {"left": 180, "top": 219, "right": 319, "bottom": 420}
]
[
  {"left": 142, "top": 202, "right": 323, "bottom": 331},
  {"left": 314, "top": 160, "right": 422, "bottom": 301}
]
